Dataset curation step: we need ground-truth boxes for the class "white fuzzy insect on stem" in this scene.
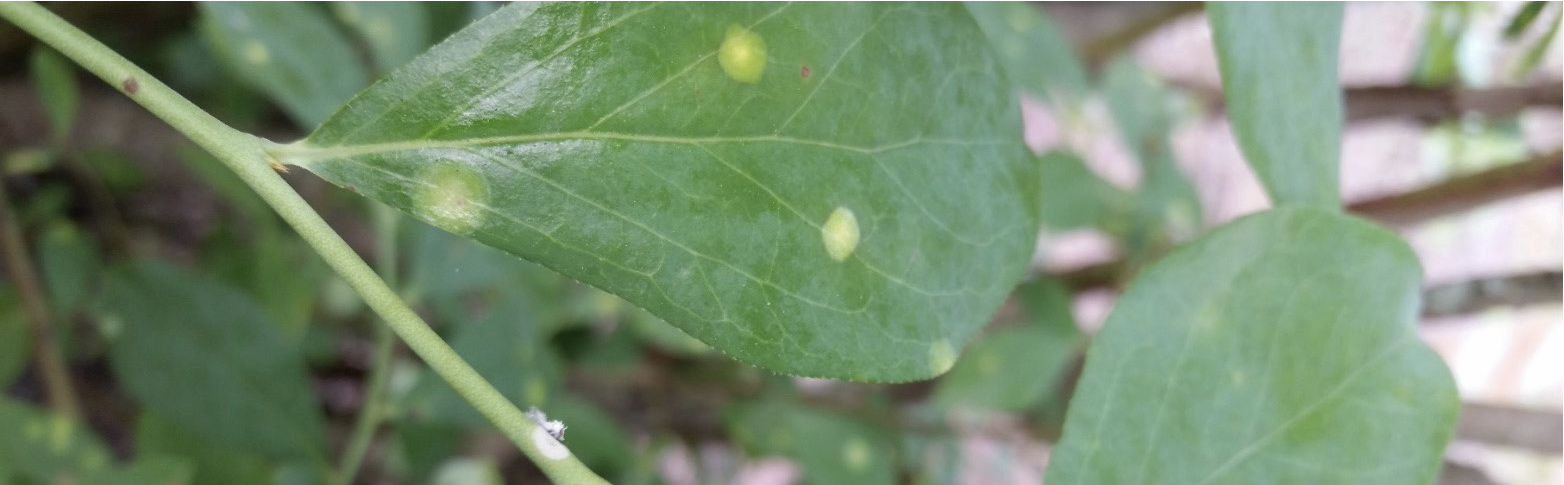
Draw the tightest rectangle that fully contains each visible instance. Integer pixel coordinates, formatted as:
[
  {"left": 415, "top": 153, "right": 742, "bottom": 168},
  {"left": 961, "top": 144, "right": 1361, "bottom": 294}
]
[{"left": 526, "top": 406, "right": 567, "bottom": 441}]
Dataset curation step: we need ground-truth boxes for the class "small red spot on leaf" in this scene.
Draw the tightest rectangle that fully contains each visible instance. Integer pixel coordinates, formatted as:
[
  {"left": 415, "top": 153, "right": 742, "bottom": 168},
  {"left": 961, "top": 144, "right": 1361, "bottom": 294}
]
[
  {"left": 801, "top": 65, "right": 811, "bottom": 79},
  {"left": 122, "top": 77, "right": 139, "bottom": 94}
]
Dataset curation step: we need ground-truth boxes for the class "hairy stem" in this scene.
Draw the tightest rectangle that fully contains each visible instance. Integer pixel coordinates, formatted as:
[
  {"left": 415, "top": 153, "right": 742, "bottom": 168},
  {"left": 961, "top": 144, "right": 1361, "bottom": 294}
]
[
  {"left": 0, "top": 3, "right": 608, "bottom": 483},
  {"left": 0, "top": 181, "right": 82, "bottom": 420}
]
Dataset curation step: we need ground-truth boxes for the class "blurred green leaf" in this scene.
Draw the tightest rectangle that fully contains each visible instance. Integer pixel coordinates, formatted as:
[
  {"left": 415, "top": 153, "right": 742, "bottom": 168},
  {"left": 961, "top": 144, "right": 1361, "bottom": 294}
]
[
  {"left": 1037, "top": 150, "right": 1131, "bottom": 231},
  {"left": 547, "top": 395, "right": 634, "bottom": 477},
  {"left": 1412, "top": 2, "right": 1468, "bottom": 86},
  {"left": 1209, "top": 2, "right": 1344, "bottom": 207},
  {"left": 108, "top": 455, "right": 195, "bottom": 485},
  {"left": 201, "top": 228, "right": 323, "bottom": 341},
  {"left": 74, "top": 147, "right": 145, "bottom": 193},
  {"left": 407, "top": 294, "right": 560, "bottom": 425},
  {"left": 102, "top": 260, "right": 327, "bottom": 462},
  {"left": 136, "top": 411, "right": 273, "bottom": 485},
  {"left": 1099, "top": 57, "right": 1203, "bottom": 251},
  {"left": 2, "top": 147, "right": 56, "bottom": 175},
  {"left": 0, "top": 290, "right": 27, "bottom": 389},
  {"left": 1045, "top": 207, "right": 1459, "bottom": 484},
  {"left": 1503, "top": 1, "right": 1550, "bottom": 39},
  {"left": 932, "top": 278, "right": 1081, "bottom": 412},
  {"left": 965, "top": 2, "right": 1088, "bottom": 103},
  {"left": 1511, "top": 5, "right": 1562, "bottom": 80},
  {"left": 729, "top": 399, "right": 896, "bottom": 485},
  {"left": 388, "top": 421, "right": 464, "bottom": 484},
  {"left": 199, "top": 2, "right": 369, "bottom": 126},
  {"left": 333, "top": 2, "right": 430, "bottom": 74},
  {"left": 0, "top": 399, "right": 114, "bottom": 483},
  {"left": 36, "top": 222, "right": 101, "bottom": 316},
  {"left": 28, "top": 46, "right": 78, "bottom": 147},
  {"left": 282, "top": 2, "right": 1038, "bottom": 382}
]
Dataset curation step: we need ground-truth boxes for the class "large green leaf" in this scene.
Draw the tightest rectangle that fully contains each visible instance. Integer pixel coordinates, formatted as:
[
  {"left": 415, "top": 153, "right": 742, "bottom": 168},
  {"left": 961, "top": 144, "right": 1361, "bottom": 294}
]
[
  {"left": 101, "top": 260, "right": 327, "bottom": 462},
  {"left": 1208, "top": 3, "right": 1343, "bottom": 208},
  {"left": 965, "top": 2, "right": 1088, "bottom": 103},
  {"left": 1044, "top": 207, "right": 1459, "bottom": 484},
  {"left": 275, "top": 3, "right": 1039, "bottom": 381},
  {"left": 200, "top": 2, "right": 368, "bottom": 126}
]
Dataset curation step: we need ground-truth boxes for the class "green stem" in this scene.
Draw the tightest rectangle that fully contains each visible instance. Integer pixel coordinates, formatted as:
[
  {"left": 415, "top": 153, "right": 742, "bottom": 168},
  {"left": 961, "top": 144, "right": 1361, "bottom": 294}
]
[
  {"left": 334, "top": 204, "right": 399, "bottom": 485},
  {"left": 0, "top": 4, "right": 609, "bottom": 484}
]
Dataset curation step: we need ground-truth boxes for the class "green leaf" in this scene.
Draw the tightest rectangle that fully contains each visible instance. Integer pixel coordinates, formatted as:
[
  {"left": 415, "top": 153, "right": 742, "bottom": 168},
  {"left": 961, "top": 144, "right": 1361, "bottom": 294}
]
[
  {"left": 1208, "top": 3, "right": 1344, "bottom": 208},
  {"left": 28, "top": 46, "right": 78, "bottom": 147},
  {"left": 36, "top": 222, "right": 101, "bottom": 316},
  {"left": 729, "top": 399, "right": 896, "bottom": 485},
  {"left": 333, "top": 2, "right": 430, "bottom": 74},
  {"left": 1511, "top": 5, "right": 1562, "bottom": 80},
  {"left": 278, "top": 2, "right": 1038, "bottom": 382},
  {"left": 0, "top": 399, "right": 114, "bottom": 482},
  {"left": 199, "top": 2, "right": 369, "bottom": 126},
  {"left": 1045, "top": 207, "right": 1459, "bottom": 484},
  {"left": 136, "top": 412, "right": 273, "bottom": 485},
  {"left": 101, "top": 260, "right": 327, "bottom": 462},
  {"left": 965, "top": 2, "right": 1088, "bottom": 103},
  {"left": 1503, "top": 1, "right": 1550, "bottom": 39},
  {"left": 932, "top": 278, "right": 1081, "bottom": 412},
  {"left": 1037, "top": 150, "right": 1131, "bottom": 232}
]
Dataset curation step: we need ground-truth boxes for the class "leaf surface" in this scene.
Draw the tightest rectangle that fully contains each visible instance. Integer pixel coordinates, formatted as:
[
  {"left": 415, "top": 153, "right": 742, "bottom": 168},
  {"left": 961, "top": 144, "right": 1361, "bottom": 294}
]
[
  {"left": 102, "top": 260, "right": 326, "bottom": 461},
  {"left": 279, "top": 2, "right": 1039, "bottom": 381},
  {"left": 1208, "top": 3, "right": 1344, "bottom": 207},
  {"left": 1044, "top": 207, "right": 1459, "bottom": 485},
  {"left": 933, "top": 278, "right": 1081, "bottom": 411},
  {"left": 200, "top": 2, "right": 368, "bottom": 126},
  {"left": 965, "top": 2, "right": 1087, "bottom": 103}
]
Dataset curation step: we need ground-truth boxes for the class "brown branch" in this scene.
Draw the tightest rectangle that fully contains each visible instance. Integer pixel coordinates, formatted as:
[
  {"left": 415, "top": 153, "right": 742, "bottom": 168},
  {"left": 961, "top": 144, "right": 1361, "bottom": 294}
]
[
  {"left": 1456, "top": 402, "right": 1563, "bottom": 453},
  {"left": 1056, "top": 150, "right": 1564, "bottom": 291},
  {"left": 1349, "top": 149, "right": 1562, "bottom": 227},
  {"left": 1438, "top": 462, "right": 1499, "bottom": 485},
  {"left": 0, "top": 181, "right": 81, "bottom": 419},
  {"left": 1424, "top": 271, "right": 1563, "bottom": 319},
  {"left": 1078, "top": 2, "right": 1205, "bottom": 68},
  {"left": 1346, "top": 82, "right": 1564, "bottom": 123},
  {"left": 1169, "top": 80, "right": 1563, "bottom": 125}
]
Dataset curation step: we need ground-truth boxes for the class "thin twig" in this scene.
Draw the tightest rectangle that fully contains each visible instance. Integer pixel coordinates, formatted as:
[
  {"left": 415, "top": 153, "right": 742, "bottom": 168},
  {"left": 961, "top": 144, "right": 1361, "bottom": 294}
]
[{"left": 0, "top": 180, "right": 82, "bottom": 419}]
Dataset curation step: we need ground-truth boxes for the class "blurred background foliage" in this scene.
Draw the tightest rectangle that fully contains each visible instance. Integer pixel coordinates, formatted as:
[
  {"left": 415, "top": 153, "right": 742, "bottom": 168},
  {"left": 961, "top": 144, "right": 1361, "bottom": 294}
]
[{"left": 0, "top": 2, "right": 1559, "bottom": 485}]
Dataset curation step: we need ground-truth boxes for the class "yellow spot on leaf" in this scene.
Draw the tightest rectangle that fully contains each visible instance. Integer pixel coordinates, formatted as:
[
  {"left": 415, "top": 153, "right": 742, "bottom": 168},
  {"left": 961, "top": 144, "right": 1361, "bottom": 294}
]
[
  {"left": 843, "top": 438, "right": 871, "bottom": 472},
  {"left": 243, "top": 40, "right": 270, "bottom": 65},
  {"left": 821, "top": 206, "right": 859, "bottom": 261},
  {"left": 928, "top": 339, "right": 956, "bottom": 376},
  {"left": 718, "top": 24, "right": 766, "bottom": 83},
  {"left": 416, "top": 162, "right": 488, "bottom": 235}
]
